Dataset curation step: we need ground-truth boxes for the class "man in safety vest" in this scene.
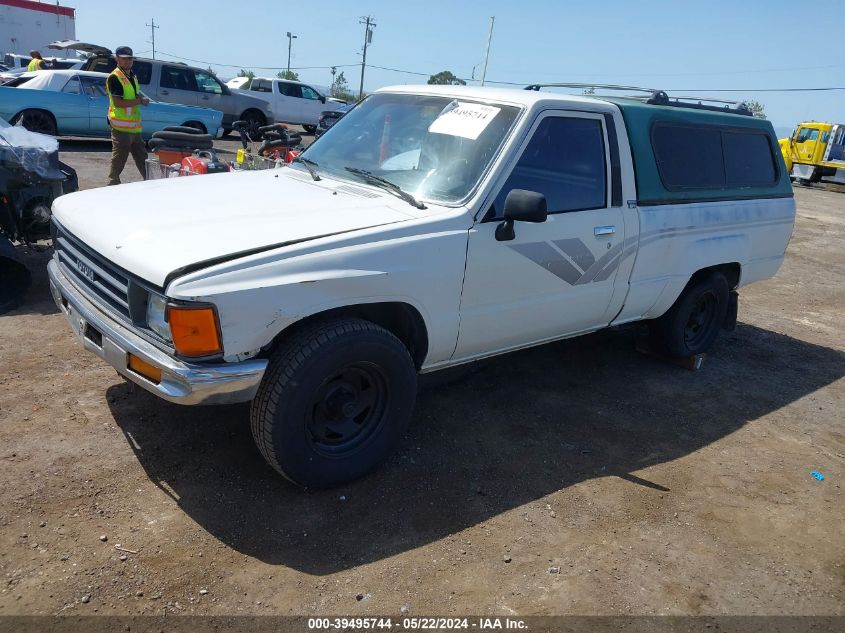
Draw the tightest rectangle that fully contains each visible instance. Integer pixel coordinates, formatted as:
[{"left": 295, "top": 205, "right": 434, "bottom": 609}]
[
  {"left": 106, "top": 46, "right": 150, "bottom": 186},
  {"left": 26, "top": 51, "right": 44, "bottom": 71}
]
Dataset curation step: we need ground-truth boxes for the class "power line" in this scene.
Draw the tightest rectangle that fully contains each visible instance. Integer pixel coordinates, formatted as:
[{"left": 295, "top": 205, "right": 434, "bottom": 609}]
[
  {"left": 148, "top": 49, "right": 845, "bottom": 92},
  {"left": 154, "top": 50, "right": 358, "bottom": 71}
]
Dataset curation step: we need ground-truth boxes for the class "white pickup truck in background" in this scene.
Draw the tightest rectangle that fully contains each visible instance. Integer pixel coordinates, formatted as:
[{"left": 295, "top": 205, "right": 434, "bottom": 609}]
[
  {"left": 231, "top": 76, "right": 347, "bottom": 132},
  {"left": 48, "top": 84, "right": 795, "bottom": 488}
]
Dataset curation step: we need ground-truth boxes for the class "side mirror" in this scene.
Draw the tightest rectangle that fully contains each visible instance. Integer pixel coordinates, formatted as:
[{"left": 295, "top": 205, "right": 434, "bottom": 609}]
[
  {"left": 320, "top": 95, "right": 326, "bottom": 104},
  {"left": 495, "top": 189, "right": 548, "bottom": 241}
]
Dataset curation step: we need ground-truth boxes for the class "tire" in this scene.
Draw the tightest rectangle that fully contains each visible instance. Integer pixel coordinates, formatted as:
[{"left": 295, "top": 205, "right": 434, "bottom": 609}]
[
  {"left": 172, "top": 123, "right": 206, "bottom": 134},
  {"left": 150, "top": 130, "right": 213, "bottom": 143},
  {"left": 239, "top": 110, "right": 266, "bottom": 139},
  {"left": 250, "top": 318, "right": 417, "bottom": 488},
  {"left": 303, "top": 124, "right": 317, "bottom": 134},
  {"left": 12, "top": 109, "right": 57, "bottom": 136},
  {"left": 649, "top": 272, "right": 730, "bottom": 357}
]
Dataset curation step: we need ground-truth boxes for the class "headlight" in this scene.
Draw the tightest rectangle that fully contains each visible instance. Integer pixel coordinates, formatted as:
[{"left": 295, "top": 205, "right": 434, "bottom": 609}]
[{"left": 146, "top": 292, "right": 171, "bottom": 342}]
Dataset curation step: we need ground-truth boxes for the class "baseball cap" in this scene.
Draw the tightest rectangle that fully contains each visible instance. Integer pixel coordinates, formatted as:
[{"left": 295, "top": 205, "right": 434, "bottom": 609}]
[{"left": 115, "top": 46, "right": 134, "bottom": 58}]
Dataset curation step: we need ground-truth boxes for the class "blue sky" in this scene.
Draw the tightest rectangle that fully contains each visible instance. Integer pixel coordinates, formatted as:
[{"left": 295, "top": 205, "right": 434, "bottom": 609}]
[{"left": 61, "top": 0, "right": 843, "bottom": 131}]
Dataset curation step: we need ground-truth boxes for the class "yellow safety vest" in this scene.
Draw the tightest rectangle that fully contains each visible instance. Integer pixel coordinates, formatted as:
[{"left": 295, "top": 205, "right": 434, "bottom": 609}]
[
  {"left": 27, "top": 58, "right": 43, "bottom": 71},
  {"left": 107, "top": 68, "right": 142, "bottom": 134}
]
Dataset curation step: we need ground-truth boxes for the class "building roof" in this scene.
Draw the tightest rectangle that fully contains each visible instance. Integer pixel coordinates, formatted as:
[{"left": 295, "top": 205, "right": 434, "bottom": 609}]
[{"left": 0, "top": 0, "right": 75, "bottom": 19}]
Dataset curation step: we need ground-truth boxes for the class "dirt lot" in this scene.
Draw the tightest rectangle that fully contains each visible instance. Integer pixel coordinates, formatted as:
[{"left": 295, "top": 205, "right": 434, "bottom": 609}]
[{"left": 0, "top": 138, "right": 843, "bottom": 618}]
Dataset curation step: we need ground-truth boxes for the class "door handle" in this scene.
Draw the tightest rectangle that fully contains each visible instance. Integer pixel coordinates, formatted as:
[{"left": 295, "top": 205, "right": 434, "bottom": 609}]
[
  {"left": 201, "top": 95, "right": 209, "bottom": 100},
  {"left": 594, "top": 226, "right": 616, "bottom": 236},
  {"left": 160, "top": 89, "right": 169, "bottom": 95}
]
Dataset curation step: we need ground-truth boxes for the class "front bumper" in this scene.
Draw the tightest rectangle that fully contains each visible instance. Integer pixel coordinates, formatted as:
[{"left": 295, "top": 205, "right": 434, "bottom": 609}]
[{"left": 48, "top": 259, "right": 267, "bottom": 405}]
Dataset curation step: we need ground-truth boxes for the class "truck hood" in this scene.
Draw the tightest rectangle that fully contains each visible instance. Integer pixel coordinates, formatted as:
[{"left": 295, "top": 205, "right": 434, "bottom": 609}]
[{"left": 52, "top": 170, "right": 420, "bottom": 288}]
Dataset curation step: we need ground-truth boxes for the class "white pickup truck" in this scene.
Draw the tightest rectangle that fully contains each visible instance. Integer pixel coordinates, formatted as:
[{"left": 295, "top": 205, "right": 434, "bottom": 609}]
[
  {"left": 48, "top": 84, "right": 796, "bottom": 488},
  {"left": 233, "top": 77, "right": 347, "bottom": 132}
]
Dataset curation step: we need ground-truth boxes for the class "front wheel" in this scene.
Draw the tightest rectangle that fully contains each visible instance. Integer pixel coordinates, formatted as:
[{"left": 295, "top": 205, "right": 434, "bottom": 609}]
[
  {"left": 649, "top": 272, "right": 729, "bottom": 357},
  {"left": 250, "top": 318, "right": 417, "bottom": 488},
  {"left": 13, "top": 109, "right": 57, "bottom": 136}
]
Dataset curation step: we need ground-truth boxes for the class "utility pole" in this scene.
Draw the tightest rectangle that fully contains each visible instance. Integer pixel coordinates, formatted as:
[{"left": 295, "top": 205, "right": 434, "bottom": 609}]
[
  {"left": 286, "top": 32, "right": 297, "bottom": 75},
  {"left": 146, "top": 18, "right": 159, "bottom": 60},
  {"left": 358, "top": 15, "right": 376, "bottom": 100},
  {"left": 481, "top": 16, "right": 495, "bottom": 87}
]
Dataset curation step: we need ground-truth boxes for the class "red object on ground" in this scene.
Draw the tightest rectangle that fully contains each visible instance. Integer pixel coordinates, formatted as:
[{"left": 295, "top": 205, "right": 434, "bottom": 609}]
[
  {"left": 286, "top": 150, "right": 300, "bottom": 163},
  {"left": 180, "top": 156, "right": 208, "bottom": 175},
  {"left": 156, "top": 149, "right": 193, "bottom": 165}
]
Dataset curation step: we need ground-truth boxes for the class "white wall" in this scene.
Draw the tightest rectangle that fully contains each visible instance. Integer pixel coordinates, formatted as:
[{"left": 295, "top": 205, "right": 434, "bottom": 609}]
[{"left": 0, "top": 2, "right": 76, "bottom": 59}]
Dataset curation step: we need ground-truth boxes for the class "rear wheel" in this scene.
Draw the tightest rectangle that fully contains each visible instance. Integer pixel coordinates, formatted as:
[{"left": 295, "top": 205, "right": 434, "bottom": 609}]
[
  {"left": 649, "top": 272, "right": 729, "bottom": 357},
  {"left": 240, "top": 110, "right": 266, "bottom": 140},
  {"left": 250, "top": 318, "right": 417, "bottom": 488},
  {"left": 12, "top": 109, "right": 57, "bottom": 136},
  {"left": 181, "top": 121, "right": 207, "bottom": 134}
]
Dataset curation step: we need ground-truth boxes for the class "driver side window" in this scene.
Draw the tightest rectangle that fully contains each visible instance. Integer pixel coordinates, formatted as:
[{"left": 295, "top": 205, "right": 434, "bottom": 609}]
[
  {"left": 194, "top": 70, "right": 222, "bottom": 94},
  {"left": 62, "top": 76, "right": 82, "bottom": 94},
  {"left": 492, "top": 116, "right": 607, "bottom": 218}
]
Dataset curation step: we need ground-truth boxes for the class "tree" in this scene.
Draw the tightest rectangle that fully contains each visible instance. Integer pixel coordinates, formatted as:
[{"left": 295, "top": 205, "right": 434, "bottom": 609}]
[
  {"left": 427, "top": 70, "right": 466, "bottom": 86},
  {"left": 745, "top": 100, "right": 766, "bottom": 119},
  {"left": 330, "top": 70, "right": 354, "bottom": 102},
  {"left": 277, "top": 70, "right": 299, "bottom": 81},
  {"left": 237, "top": 69, "right": 254, "bottom": 80}
]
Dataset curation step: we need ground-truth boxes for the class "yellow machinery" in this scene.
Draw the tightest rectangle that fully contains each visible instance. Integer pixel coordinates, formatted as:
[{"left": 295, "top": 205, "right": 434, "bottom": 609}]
[{"left": 779, "top": 121, "right": 845, "bottom": 185}]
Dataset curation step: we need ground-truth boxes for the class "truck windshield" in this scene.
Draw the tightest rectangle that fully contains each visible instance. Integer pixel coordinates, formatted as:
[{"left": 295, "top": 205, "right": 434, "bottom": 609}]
[{"left": 298, "top": 93, "right": 521, "bottom": 204}]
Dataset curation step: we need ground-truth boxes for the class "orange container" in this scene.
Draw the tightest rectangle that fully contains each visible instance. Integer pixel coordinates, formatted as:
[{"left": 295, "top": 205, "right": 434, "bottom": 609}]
[{"left": 156, "top": 149, "right": 193, "bottom": 165}]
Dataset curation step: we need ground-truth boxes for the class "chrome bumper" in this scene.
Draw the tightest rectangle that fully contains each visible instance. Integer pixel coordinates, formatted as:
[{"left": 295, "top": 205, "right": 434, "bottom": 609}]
[{"left": 48, "top": 259, "right": 267, "bottom": 405}]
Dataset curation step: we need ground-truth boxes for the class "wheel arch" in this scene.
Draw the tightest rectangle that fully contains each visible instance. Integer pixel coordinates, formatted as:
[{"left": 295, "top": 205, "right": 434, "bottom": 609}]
[
  {"left": 181, "top": 120, "right": 207, "bottom": 134},
  {"left": 12, "top": 108, "right": 58, "bottom": 133},
  {"left": 269, "top": 301, "right": 429, "bottom": 370},
  {"left": 688, "top": 262, "right": 741, "bottom": 291}
]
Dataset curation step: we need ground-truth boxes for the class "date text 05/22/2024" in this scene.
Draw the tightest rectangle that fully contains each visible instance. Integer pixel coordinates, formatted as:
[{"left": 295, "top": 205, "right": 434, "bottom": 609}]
[{"left": 307, "top": 618, "right": 528, "bottom": 630}]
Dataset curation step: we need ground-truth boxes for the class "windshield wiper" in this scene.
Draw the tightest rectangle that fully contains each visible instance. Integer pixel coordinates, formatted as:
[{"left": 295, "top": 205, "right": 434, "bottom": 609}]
[
  {"left": 344, "top": 167, "right": 426, "bottom": 209},
  {"left": 293, "top": 156, "right": 321, "bottom": 181}
]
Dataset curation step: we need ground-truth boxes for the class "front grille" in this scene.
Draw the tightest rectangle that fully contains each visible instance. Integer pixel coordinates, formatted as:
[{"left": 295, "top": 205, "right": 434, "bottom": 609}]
[{"left": 54, "top": 224, "right": 131, "bottom": 321}]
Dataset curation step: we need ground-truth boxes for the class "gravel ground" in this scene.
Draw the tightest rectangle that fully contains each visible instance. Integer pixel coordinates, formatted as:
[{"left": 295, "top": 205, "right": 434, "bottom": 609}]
[{"left": 0, "top": 138, "right": 842, "bottom": 618}]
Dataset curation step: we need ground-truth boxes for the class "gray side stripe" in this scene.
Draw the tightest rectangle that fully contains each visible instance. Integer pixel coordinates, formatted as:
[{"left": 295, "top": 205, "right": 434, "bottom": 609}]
[
  {"left": 552, "top": 238, "right": 595, "bottom": 271},
  {"left": 510, "top": 242, "right": 582, "bottom": 285},
  {"left": 505, "top": 215, "right": 794, "bottom": 287}
]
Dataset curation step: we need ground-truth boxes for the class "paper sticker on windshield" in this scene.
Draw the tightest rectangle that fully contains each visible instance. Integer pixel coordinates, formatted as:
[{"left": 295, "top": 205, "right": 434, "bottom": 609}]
[{"left": 428, "top": 102, "right": 501, "bottom": 140}]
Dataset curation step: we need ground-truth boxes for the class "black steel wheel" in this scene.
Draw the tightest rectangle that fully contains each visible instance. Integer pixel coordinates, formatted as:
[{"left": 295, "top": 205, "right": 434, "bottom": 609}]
[
  {"left": 14, "top": 110, "right": 57, "bottom": 136},
  {"left": 251, "top": 318, "right": 417, "bottom": 488},
  {"left": 649, "top": 271, "right": 729, "bottom": 357},
  {"left": 307, "top": 362, "right": 389, "bottom": 457}
]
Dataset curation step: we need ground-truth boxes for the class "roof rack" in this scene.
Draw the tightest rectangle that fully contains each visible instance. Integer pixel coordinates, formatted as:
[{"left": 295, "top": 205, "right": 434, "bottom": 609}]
[{"left": 524, "top": 83, "right": 753, "bottom": 116}]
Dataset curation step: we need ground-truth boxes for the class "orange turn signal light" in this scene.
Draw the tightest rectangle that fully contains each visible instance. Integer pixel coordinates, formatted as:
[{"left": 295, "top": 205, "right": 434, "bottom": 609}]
[
  {"left": 128, "top": 353, "right": 162, "bottom": 384},
  {"left": 167, "top": 305, "right": 222, "bottom": 358}
]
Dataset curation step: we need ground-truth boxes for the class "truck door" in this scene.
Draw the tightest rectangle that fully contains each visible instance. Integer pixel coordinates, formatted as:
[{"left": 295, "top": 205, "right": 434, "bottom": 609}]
[
  {"left": 193, "top": 69, "right": 226, "bottom": 126},
  {"left": 793, "top": 125, "right": 821, "bottom": 164},
  {"left": 158, "top": 64, "right": 199, "bottom": 106},
  {"left": 454, "top": 111, "right": 626, "bottom": 360},
  {"left": 299, "top": 84, "right": 326, "bottom": 125},
  {"left": 276, "top": 81, "right": 305, "bottom": 124}
]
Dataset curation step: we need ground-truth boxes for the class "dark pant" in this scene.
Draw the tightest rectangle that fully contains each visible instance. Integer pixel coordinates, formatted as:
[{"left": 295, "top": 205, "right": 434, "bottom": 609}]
[{"left": 108, "top": 129, "right": 147, "bottom": 186}]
